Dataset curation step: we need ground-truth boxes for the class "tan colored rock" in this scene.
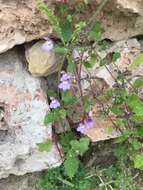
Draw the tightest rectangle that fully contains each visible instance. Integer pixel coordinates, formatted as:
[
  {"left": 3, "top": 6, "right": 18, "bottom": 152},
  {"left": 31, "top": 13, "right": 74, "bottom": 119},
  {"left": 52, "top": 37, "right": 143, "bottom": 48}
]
[
  {"left": 0, "top": 0, "right": 53, "bottom": 54},
  {"left": 25, "top": 40, "right": 61, "bottom": 77},
  {"left": 84, "top": 103, "right": 121, "bottom": 142},
  {"left": 1, "top": 0, "right": 143, "bottom": 54},
  {"left": 100, "top": 0, "right": 143, "bottom": 41}
]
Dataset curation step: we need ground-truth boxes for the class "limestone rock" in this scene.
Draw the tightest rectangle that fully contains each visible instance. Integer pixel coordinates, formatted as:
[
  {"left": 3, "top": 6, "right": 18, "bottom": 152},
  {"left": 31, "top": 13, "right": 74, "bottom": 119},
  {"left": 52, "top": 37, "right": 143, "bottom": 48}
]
[
  {"left": 0, "top": 173, "right": 41, "bottom": 190},
  {"left": 0, "top": 0, "right": 53, "bottom": 54},
  {"left": 81, "top": 39, "right": 141, "bottom": 90},
  {"left": 25, "top": 40, "right": 61, "bottom": 77},
  {"left": 100, "top": 0, "right": 143, "bottom": 41},
  {"left": 0, "top": 48, "right": 62, "bottom": 179},
  {"left": 83, "top": 103, "right": 121, "bottom": 142},
  {"left": 96, "top": 39, "right": 141, "bottom": 87},
  {"left": 1, "top": 0, "right": 143, "bottom": 54}
]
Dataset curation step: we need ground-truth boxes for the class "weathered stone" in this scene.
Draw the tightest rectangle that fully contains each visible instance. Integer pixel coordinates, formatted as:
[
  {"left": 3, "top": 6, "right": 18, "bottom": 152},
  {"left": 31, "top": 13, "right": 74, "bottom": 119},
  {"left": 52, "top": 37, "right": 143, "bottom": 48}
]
[
  {"left": 0, "top": 48, "right": 62, "bottom": 179},
  {"left": 1, "top": 0, "right": 143, "bottom": 54},
  {"left": 79, "top": 39, "right": 141, "bottom": 142},
  {"left": 95, "top": 39, "right": 141, "bottom": 87},
  {"left": 0, "top": 0, "right": 49, "bottom": 54},
  {"left": 81, "top": 39, "right": 141, "bottom": 90},
  {"left": 99, "top": 0, "right": 143, "bottom": 41},
  {"left": 25, "top": 40, "right": 61, "bottom": 77},
  {"left": 0, "top": 173, "right": 41, "bottom": 190}
]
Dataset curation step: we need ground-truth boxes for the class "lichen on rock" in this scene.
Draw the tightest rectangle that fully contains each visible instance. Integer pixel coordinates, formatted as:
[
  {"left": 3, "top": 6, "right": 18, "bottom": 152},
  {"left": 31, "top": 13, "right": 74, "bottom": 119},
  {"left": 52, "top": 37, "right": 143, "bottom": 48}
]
[{"left": 0, "top": 48, "right": 62, "bottom": 179}]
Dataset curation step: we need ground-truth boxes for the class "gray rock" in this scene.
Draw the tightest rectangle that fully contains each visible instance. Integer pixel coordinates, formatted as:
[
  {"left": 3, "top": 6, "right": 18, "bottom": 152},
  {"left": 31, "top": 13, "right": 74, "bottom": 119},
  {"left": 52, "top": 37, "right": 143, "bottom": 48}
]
[
  {"left": 0, "top": 173, "right": 41, "bottom": 190},
  {"left": 0, "top": 48, "right": 62, "bottom": 179}
]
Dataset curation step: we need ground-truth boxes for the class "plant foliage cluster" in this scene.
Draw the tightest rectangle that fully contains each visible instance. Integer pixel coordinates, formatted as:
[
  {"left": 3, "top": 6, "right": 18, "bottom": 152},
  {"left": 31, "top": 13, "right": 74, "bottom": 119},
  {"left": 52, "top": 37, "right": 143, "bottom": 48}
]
[{"left": 37, "top": 0, "right": 143, "bottom": 189}]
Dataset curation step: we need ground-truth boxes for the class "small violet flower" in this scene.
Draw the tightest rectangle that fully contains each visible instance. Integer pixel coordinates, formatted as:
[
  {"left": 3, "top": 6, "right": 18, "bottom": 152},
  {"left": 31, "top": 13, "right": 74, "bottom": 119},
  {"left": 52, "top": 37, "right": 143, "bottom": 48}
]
[
  {"left": 49, "top": 97, "right": 60, "bottom": 109},
  {"left": 58, "top": 80, "right": 71, "bottom": 91},
  {"left": 41, "top": 37, "right": 54, "bottom": 52},
  {"left": 76, "top": 117, "right": 95, "bottom": 134},
  {"left": 58, "top": 71, "right": 71, "bottom": 91},
  {"left": 84, "top": 118, "right": 95, "bottom": 129},
  {"left": 76, "top": 123, "right": 86, "bottom": 134},
  {"left": 60, "top": 71, "right": 71, "bottom": 81}
]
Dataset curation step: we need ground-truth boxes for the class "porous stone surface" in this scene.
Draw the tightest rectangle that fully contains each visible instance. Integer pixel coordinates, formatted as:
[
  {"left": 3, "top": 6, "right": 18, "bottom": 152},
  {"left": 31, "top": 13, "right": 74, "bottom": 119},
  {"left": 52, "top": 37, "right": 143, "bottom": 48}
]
[
  {"left": 0, "top": 48, "right": 62, "bottom": 179},
  {"left": 1, "top": 0, "right": 143, "bottom": 54},
  {"left": 0, "top": 0, "right": 53, "bottom": 54},
  {"left": 99, "top": 0, "right": 143, "bottom": 41},
  {"left": 95, "top": 38, "right": 141, "bottom": 87},
  {"left": 0, "top": 173, "right": 41, "bottom": 190},
  {"left": 25, "top": 40, "right": 60, "bottom": 77}
]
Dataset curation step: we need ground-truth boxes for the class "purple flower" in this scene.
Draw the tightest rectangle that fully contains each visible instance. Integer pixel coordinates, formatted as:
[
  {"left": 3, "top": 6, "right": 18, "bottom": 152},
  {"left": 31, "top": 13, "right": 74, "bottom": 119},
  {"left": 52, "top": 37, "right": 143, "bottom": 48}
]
[
  {"left": 41, "top": 39, "right": 54, "bottom": 52},
  {"left": 58, "top": 71, "right": 71, "bottom": 91},
  {"left": 76, "top": 123, "right": 86, "bottom": 134},
  {"left": 84, "top": 118, "right": 95, "bottom": 129},
  {"left": 60, "top": 71, "right": 71, "bottom": 81},
  {"left": 49, "top": 97, "right": 60, "bottom": 109},
  {"left": 58, "top": 80, "right": 71, "bottom": 91},
  {"left": 76, "top": 117, "right": 95, "bottom": 134}
]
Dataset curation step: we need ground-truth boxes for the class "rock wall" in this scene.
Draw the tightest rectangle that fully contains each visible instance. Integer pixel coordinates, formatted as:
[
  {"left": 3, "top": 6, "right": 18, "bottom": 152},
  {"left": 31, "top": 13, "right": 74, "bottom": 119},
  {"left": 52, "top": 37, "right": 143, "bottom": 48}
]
[
  {"left": 0, "top": 0, "right": 143, "bottom": 189},
  {"left": 0, "top": 173, "right": 41, "bottom": 190},
  {"left": 1, "top": 0, "right": 143, "bottom": 53},
  {"left": 0, "top": 48, "right": 62, "bottom": 179}
]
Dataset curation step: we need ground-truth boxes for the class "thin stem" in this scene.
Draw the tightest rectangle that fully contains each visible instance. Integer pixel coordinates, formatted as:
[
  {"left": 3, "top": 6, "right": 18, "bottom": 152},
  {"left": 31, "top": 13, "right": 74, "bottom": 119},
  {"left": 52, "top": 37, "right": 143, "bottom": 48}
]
[
  {"left": 52, "top": 125, "right": 64, "bottom": 161},
  {"left": 88, "top": 78, "right": 123, "bottom": 133},
  {"left": 98, "top": 175, "right": 108, "bottom": 190},
  {"left": 74, "top": 66, "right": 85, "bottom": 118},
  {"left": 112, "top": 61, "right": 138, "bottom": 94}
]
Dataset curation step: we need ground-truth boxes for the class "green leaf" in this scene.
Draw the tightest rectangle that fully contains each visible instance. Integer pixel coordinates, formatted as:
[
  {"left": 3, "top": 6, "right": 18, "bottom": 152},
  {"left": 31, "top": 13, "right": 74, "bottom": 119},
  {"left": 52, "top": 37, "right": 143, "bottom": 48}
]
[
  {"left": 83, "top": 96, "right": 95, "bottom": 112},
  {"left": 112, "top": 52, "right": 121, "bottom": 62},
  {"left": 70, "top": 137, "right": 90, "bottom": 156},
  {"left": 58, "top": 108, "right": 67, "bottom": 119},
  {"left": 115, "top": 130, "right": 132, "bottom": 143},
  {"left": 54, "top": 47, "right": 69, "bottom": 54},
  {"left": 131, "top": 140, "right": 142, "bottom": 150},
  {"left": 60, "top": 132, "right": 76, "bottom": 153},
  {"left": 110, "top": 106, "right": 124, "bottom": 116},
  {"left": 38, "top": 4, "right": 62, "bottom": 39},
  {"left": 44, "top": 109, "right": 60, "bottom": 125},
  {"left": 133, "top": 77, "right": 143, "bottom": 89},
  {"left": 71, "top": 21, "right": 86, "bottom": 43},
  {"left": 64, "top": 155, "right": 79, "bottom": 178},
  {"left": 67, "top": 59, "right": 76, "bottom": 73},
  {"left": 136, "top": 127, "right": 143, "bottom": 137},
  {"left": 113, "top": 146, "right": 128, "bottom": 158},
  {"left": 115, "top": 118, "right": 125, "bottom": 128},
  {"left": 47, "top": 90, "right": 57, "bottom": 97},
  {"left": 134, "top": 154, "right": 143, "bottom": 169},
  {"left": 62, "top": 91, "right": 78, "bottom": 105},
  {"left": 127, "top": 94, "right": 143, "bottom": 116},
  {"left": 89, "top": 21, "right": 103, "bottom": 41},
  {"left": 130, "top": 53, "right": 143, "bottom": 69},
  {"left": 60, "top": 18, "right": 72, "bottom": 43},
  {"left": 44, "top": 112, "right": 55, "bottom": 125},
  {"left": 37, "top": 140, "right": 53, "bottom": 152},
  {"left": 83, "top": 54, "right": 97, "bottom": 68}
]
